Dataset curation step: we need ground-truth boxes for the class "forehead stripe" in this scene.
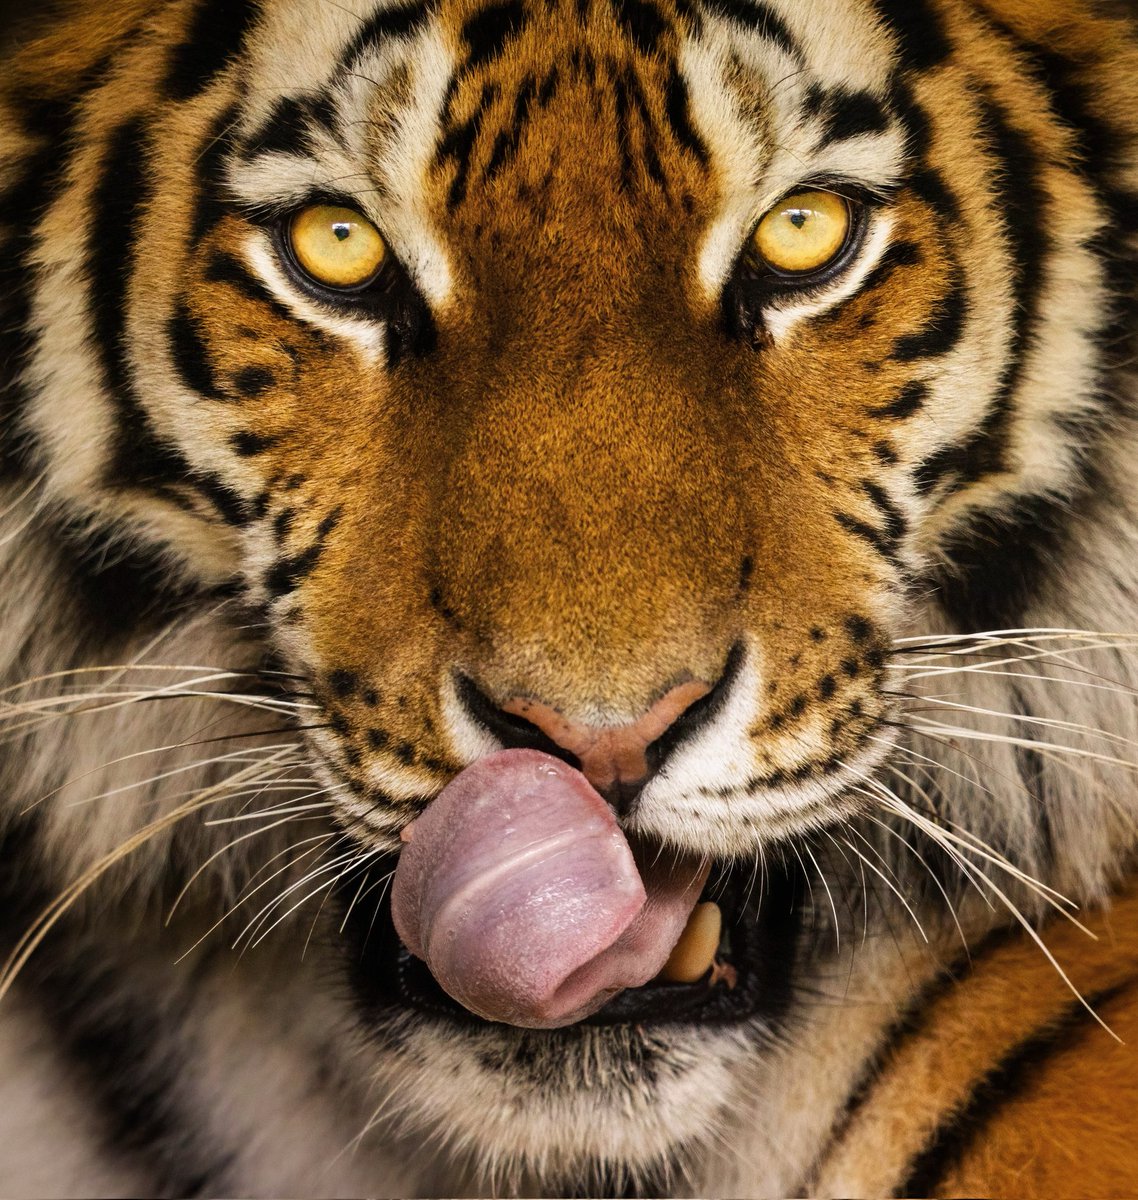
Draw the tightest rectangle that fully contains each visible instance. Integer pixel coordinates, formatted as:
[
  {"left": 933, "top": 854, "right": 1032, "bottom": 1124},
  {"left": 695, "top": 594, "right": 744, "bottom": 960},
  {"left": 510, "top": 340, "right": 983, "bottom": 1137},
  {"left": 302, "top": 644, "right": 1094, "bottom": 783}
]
[
  {"left": 663, "top": 66, "right": 709, "bottom": 166},
  {"left": 438, "top": 81, "right": 499, "bottom": 209},
  {"left": 461, "top": 0, "right": 530, "bottom": 73},
  {"left": 164, "top": 0, "right": 261, "bottom": 101},
  {"left": 613, "top": 0, "right": 671, "bottom": 56},
  {"left": 342, "top": 0, "right": 435, "bottom": 67},
  {"left": 807, "top": 86, "right": 893, "bottom": 151},
  {"left": 870, "top": 0, "right": 952, "bottom": 71},
  {"left": 484, "top": 76, "right": 538, "bottom": 182},
  {"left": 241, "top": 93, "right": 341, "bottom": 161},
  {"left": 700, "top": 0, "right": 802, "bottom": 63}
]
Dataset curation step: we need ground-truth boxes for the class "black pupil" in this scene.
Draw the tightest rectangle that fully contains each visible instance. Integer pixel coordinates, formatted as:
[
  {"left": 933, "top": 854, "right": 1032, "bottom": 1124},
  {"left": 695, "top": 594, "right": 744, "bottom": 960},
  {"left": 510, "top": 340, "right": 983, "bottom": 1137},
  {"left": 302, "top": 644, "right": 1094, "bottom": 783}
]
[
  {"left": 333, "top": 222, "right": 351, "bottom": 242},
  {"left": 789, "top": 209, "right": 808, "bottom": 229}
]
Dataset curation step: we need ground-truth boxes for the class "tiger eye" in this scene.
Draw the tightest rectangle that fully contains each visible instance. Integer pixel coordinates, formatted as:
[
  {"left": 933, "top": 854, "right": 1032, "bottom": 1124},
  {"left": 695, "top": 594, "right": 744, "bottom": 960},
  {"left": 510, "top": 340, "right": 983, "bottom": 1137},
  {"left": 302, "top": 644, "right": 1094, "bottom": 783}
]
[
  {"left": 289, "top": 204, "right": 386, "bottom": 289},
  {"left": 751, "top": 190, "right": 851, "bottom": 275}
]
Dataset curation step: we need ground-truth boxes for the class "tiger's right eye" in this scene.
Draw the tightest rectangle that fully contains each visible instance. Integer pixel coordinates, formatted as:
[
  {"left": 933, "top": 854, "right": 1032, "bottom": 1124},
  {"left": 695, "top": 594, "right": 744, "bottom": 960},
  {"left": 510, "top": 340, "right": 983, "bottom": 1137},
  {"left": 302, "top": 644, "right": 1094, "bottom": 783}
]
[
  {"left": 288, "top": 204, "right": 387, "bottom": 289},
  {"left": 751, "top": 190, "right": 852, "bottom": 276}
]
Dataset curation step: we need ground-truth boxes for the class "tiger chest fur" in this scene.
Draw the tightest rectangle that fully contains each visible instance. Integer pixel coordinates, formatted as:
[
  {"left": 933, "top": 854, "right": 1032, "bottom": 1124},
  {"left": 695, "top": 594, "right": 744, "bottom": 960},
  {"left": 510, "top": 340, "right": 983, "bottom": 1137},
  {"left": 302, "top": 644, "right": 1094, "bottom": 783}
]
[{"left": 1, "top": 0, "right": 1138, "bottom": 1195}]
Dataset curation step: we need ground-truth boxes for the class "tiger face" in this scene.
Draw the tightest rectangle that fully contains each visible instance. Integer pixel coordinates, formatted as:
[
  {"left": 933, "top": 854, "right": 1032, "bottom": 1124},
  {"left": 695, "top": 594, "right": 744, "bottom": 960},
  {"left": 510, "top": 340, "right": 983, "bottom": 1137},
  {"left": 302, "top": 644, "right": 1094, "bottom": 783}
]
[
  {"left": 5, "top": 0, "right": 1134, "bottom": 1187},
  {"left": 120, "top": 0, "right": 984, "bottom": 856},
  {"left": 124, "top": 0, "right": 1097, "bottom": 859}
]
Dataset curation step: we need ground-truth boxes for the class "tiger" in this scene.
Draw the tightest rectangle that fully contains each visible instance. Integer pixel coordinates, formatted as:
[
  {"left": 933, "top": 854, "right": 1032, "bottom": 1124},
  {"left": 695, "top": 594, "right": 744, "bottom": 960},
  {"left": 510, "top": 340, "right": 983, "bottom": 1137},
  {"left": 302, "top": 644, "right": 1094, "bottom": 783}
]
[{"left": 1, "top": 0, "right": 1138, "bottom": 1193}]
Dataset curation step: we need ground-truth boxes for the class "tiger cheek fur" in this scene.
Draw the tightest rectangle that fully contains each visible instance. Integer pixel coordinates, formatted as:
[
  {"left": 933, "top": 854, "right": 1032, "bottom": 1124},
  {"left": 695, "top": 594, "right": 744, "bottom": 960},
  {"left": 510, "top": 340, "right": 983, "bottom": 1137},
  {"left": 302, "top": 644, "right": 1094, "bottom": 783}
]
[{"left": 2, "top": 0, "right": 1138, "bottom": 1194}]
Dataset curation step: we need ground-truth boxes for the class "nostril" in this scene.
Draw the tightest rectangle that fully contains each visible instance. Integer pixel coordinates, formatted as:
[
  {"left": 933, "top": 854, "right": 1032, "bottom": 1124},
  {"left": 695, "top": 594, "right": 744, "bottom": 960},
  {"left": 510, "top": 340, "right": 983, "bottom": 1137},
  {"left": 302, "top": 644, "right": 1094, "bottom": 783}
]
[
  {"left": 455, "top": 643, "right": 744, "bottom": 815},
  {"left": 454, "top": 674, "right": 584, "bottom": 772},
  {"left": 642, "top": 642, "right": 745, "bottom": 780}
]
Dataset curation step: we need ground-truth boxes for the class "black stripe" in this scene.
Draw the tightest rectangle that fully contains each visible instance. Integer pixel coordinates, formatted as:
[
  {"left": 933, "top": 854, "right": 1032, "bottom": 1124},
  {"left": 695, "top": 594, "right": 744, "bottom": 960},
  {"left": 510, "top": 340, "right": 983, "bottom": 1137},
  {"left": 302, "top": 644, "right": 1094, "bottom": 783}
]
[
  {"left": 341, "top": 0, "right": 433, "bottom": 64},
  {"left": 39, "top": 515, "right": 209, "bottom": 645},
  {"left": 0, "top": 154, "right": 59, "bottom": 480},
  {"left": 88, "top": 119, "right": 192, "bottom": 493},
  {"left": 191, "top": 471, "right": 250, "bottom": 527},
  {"left": 263, "top": 507, "right": 342, "bottom": 597},
  {"left": 168, "top": 300, "right": 224, "bottom": 400},
  {"left": 461, "top": 0, "right": 530, "bottom": 72},
  {"left": 861, "top": 480, "right": 906, "bottom": 542},
  {"left": 0, "top": 66, "right": 117, "bottom": 481},
  {"left": 484, "top": 75, "right": 537, "bottom": 181},
  {"left": 890, "top": 266, "right": 968, "bottom": 361},
  {"left": 898, "top": 978, "right": 1138, "bottom": 1196},
  {"left": 203, "top": 250, "right": 296, "bottom": 324},
  {"left": 537, "top": 64, "right": 560, "bottom": 108},
  {"left": 190, "top": 103, "right": 239, "bottom": 243},
  {"left": 230, "top": 430, "right": 279, "bottom": 456},
  {"left": 626, "top": 66, "right": 668, "bottom": 194},
  {"left": 699, "top": 0, "right": 801, "bottom": 61},
  {"left": 857, "top": 239, "right": 922, "bottom": 294},
  {"left": 232, "top": 365, "right": 276, "bottom": 397},
  {"left": 613, "top": 0, "right": 670, "bottom": 55},
  {"left": 437, "top": 81, "right": 498, "bottom": 208},
  {"left": 892, "top": 82, "right": 961, "bottom": 221},
  {"left": 930, "top": 492, "right": 1083, "bottom": 635},
  {"left": 1002, "top": 33, "right": 1138, "bottom": 378},
  {"left": 814, "top": 88, "right": 892, "bottom": 149},
  {"left": 924, "top": 91, "right": 1051, "bottom": 494},
  {"left": 913, "top": 441, "right": 966, "bottom": 493},
  {"left": 242, "top": 96, "right": 314, "bottom": 160},
  {"left": 164, "top": 0, "right": 260, "bottom": 101},
  {"left": 663, "top": 66, "right": 709, "bottom": 166},
  {"left": 834, "top": 511, "right": 898, "bottom": 563},
  {"left": 813, "top": 241, "right": 922, "bottom": 327},
  {"left": 871, "top": 0, "right": 952, "bottom": 71},
  {"left": 1009, "top": 686, "right": 1052, "bottom": 866},
  {"left": 0, "top": 817, "right": 231, "bottom": 1195},
  {"left": 923, "top": 24, "right": 1137, "bottom": 630},
  {"left": 613, "top": 65, "right": 636, "bottom": 191},
  {"left": 242, "top": 93, "right": 343, "bottom": 162},
  {"left": 801, "top": 925, "right": 1021, "bottom": 1193},
  {"left": 868, "top": 381, "right": 926, "bottom": 420}
]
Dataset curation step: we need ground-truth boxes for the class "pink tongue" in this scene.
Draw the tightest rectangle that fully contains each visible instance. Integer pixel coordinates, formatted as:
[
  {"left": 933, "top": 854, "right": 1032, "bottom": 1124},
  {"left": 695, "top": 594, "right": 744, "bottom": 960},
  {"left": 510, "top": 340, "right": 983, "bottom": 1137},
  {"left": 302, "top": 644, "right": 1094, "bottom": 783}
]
[{"left": 391, "top": 749, "right": 709, "bottom": 1028}]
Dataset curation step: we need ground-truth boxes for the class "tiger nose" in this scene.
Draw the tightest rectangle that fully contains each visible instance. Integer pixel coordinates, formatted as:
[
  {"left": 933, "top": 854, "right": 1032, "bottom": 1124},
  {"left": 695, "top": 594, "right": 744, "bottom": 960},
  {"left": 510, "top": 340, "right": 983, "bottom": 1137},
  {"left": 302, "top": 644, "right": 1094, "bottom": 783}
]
[{"left": 456, "top": 656, "right": 737, "bottom": 814}]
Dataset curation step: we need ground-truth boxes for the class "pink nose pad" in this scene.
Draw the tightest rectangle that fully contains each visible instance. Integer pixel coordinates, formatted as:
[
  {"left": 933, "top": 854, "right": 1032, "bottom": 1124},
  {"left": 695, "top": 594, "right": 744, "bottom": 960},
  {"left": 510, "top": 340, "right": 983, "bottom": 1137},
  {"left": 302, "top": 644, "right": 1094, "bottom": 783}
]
[{"left": 500, "top": 681, "right": 713, "bottom": 793}]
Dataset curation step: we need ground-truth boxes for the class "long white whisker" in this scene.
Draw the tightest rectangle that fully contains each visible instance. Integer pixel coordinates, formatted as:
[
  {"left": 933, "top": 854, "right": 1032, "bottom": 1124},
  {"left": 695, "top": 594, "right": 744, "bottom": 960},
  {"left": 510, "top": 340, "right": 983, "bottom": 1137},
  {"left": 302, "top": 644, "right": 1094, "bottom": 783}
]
[{"left": 0, "top": 746, "right": 301, "bottom": 1000}]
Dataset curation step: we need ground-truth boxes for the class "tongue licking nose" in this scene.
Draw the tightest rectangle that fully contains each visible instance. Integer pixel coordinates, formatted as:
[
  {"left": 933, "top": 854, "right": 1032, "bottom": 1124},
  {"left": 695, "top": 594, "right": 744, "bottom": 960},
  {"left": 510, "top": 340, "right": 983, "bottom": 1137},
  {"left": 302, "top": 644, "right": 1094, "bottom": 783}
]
[{"left": 391, "top": 749, "right": 710, "bottom": 1028}]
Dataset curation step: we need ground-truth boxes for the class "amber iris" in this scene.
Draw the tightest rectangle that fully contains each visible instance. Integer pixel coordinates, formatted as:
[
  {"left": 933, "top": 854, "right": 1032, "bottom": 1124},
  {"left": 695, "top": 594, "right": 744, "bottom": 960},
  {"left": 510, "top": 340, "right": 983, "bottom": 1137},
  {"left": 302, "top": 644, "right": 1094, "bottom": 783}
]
[
  {"left": 289, "top": 204, "right": 386, "bottom": 288},
  {"left": 751, "top": 190, "right": 851, "bottom": 275}
]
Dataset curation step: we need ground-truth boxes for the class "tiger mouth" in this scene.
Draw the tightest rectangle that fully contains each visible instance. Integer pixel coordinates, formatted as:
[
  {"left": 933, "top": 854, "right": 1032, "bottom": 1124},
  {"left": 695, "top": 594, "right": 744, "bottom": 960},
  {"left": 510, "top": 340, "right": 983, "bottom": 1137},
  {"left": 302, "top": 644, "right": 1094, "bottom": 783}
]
[{"left": 340, "top": 856, "right": 803, "bottom": 1029}]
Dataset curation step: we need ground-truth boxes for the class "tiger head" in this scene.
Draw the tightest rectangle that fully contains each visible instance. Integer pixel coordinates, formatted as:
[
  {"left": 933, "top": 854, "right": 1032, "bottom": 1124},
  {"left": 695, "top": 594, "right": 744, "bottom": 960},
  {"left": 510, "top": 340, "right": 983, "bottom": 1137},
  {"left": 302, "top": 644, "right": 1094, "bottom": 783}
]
[{"left": 4, "top": 0, "right": 1134, "bottom": 1187}]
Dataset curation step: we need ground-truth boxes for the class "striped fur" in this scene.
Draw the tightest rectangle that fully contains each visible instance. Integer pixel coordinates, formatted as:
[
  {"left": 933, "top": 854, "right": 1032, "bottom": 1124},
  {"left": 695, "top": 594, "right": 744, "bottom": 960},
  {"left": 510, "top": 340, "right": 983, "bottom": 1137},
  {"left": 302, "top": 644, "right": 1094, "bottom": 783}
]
[{"left": 1, "top": 0, "right": 1138, "bottom": 1194}]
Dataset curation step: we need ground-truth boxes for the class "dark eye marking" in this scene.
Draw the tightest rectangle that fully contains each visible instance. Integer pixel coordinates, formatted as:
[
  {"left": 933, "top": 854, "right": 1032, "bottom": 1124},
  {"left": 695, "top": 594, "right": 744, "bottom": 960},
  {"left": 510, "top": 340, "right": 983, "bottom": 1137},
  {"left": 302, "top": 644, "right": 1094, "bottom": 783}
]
[{"left": 867, "top": 381, "right": 927, "bottom": 420}]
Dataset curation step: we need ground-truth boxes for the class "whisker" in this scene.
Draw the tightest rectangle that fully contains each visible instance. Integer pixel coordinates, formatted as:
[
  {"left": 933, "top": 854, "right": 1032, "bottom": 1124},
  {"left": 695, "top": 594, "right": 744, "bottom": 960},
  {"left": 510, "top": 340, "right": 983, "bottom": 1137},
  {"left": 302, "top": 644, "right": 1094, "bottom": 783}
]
[{"left": 0, "top": 746, "right": 301, "bottom": 1000}]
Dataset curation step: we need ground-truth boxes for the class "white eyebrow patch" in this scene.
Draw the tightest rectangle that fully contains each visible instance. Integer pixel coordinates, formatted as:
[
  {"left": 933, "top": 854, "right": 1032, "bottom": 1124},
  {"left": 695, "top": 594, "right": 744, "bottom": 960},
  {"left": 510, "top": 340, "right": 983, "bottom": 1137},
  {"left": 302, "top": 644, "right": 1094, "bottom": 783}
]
[
  {"left": 683, "top": 3, "right": 908, "bottom": 314},
  {"left": 230, "top": 4, "right": 456, "bottom": 314},
  {"left": 353, "top": 26, "right": 457, "bottom": 310}
]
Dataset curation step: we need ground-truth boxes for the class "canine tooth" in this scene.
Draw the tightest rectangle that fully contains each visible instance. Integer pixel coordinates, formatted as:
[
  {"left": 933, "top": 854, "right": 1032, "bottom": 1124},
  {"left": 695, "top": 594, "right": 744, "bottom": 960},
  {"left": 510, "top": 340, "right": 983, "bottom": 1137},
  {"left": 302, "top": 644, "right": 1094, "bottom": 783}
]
[{"left": 660, "top": 902, "right": 722, "bottom": 983}]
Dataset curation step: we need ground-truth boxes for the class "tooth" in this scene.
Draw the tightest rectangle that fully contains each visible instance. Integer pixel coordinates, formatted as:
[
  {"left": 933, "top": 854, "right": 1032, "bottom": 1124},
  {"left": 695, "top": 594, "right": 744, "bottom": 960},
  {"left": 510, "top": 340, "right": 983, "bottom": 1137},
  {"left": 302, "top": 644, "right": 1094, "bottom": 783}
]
[{"left": 659, "top": 902, "right": 722, "bottom": 984}]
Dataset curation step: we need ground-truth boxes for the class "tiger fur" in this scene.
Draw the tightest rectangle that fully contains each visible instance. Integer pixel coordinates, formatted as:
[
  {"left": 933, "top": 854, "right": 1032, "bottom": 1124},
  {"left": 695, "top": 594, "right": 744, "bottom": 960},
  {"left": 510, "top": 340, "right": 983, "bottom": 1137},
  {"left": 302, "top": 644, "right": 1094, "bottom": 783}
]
[{"left": 1, "top": 0, "right": 1138, "bottom": 1194}]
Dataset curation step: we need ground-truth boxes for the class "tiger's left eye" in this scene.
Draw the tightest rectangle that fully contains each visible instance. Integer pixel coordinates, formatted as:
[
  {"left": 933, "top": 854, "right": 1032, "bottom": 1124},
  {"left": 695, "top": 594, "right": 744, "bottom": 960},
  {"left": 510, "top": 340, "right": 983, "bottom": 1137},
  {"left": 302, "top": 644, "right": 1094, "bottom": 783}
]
[
  {"left": 751, "top": 190, "right": 852, "bottom": 276},
  {"left": 289, "top": 204, "right": 387, "bottom": 289}
]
